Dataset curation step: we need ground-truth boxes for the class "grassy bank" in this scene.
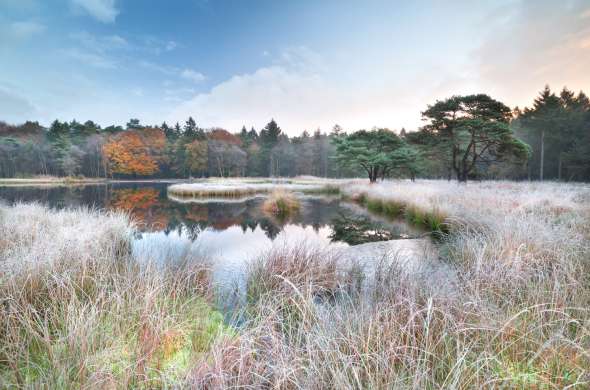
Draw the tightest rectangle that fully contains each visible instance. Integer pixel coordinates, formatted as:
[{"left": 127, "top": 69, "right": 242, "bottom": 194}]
[
  {"left": 0, "top": 176, "right": 186, "bottom": 188},
  {"left": 0, "top": 204, "right": 230, "bottom": 388},
  {"left": 0, "top": 176, "right": 107, "bottom": 187}
]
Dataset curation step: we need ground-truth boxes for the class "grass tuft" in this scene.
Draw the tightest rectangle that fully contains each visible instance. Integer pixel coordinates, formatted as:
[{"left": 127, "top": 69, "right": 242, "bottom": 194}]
[{"left": 261, "top": 189, "right": 301, "bottom": 218}]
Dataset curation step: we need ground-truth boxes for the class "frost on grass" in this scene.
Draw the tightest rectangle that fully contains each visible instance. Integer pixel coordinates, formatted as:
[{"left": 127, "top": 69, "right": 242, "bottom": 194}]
[
  {"left": 167, "top": 177, "right": 342, "bottom": 197},
  {"left": 189, "top": 180, "right": 590, "bottom": 388},
  {"left": 0, "top": 203, "right": 130, "bottom": 272},
  {"left": 0, "top": 203, "right": 231, "bottom": 388},
  {"left": 2, "top": 180, "right": 590, "bottom": 388}
]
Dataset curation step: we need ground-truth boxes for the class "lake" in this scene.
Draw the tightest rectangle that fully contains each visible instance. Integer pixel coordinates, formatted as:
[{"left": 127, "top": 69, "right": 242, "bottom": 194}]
[{"left": 0, "top": 182, "right": 421, "bottom": 290}]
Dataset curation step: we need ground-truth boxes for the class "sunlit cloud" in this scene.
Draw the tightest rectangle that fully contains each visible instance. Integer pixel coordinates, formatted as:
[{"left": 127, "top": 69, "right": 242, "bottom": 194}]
[{"left": 474, "top": 0, "right": 590, "bottom": 106}]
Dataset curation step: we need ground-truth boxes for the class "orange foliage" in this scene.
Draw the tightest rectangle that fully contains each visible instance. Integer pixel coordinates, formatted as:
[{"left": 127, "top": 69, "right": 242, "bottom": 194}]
[
  {"left": 184, "top": 205, "right": 209, "bottom": 223},
  {"left": 108, "top": 188, "right": 169, "bottom": 230},
  {"left": 102, "top": 128, "right": 167, "bottom": 176},
  {"left": 208, "top": 128, "right": 242, "bottom": 146}
]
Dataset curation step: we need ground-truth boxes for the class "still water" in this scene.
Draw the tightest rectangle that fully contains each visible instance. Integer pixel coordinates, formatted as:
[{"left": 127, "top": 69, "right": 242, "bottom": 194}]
[{"left": 0, "top": 182, "right": 420, "bottom": 287}]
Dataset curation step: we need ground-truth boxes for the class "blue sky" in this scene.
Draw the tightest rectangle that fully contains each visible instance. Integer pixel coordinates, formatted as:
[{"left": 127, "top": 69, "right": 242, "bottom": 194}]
[{"left": 1, "top": 0, "right": 589, "bottom": 134}]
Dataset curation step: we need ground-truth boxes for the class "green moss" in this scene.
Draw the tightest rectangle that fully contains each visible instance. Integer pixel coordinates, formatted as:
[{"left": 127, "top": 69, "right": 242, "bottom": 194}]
[
  {"left": 382, "top": 200, "right": 404, "bottom": 218},
  {"left": 352, "top": 194, "right": 448, "bottom": 236},
  {"left": 493, "top": 360, "right": 544, "bottom": 387},
  {"left": 366, "top": 198, "right": 384, "bottom": 213}
]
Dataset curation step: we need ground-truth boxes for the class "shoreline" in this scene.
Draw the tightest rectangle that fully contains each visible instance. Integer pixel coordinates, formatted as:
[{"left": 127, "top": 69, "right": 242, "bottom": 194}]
[{"left": 0, "top": 177, "right": 187, "bottom": 187}]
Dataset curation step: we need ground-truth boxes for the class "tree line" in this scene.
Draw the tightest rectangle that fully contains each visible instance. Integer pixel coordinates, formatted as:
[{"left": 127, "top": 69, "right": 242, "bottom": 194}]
[{"left": 0, "top": 86, "right": 588, "bottom": 182}]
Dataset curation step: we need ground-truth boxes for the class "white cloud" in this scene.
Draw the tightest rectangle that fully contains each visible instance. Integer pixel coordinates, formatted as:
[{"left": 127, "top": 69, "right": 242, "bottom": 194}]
[
  {"left": 139, "top": 60, "right": 177, "bottom": 75},
  {"left": 165, "top": 41, "right": 178, "bottom": 51},
  {"left": 169, "top": 64, "right": 327, "bottom": 133},
  {"left": 70, "top": 31, "right": 128, "bottom": 53},
  {"left": 168, "top": 47, "right": 423, "bottom": 134},
  {"left": 167, "top": 48, "right": 462, "bottom": 135},
  {"left": 140, "top": 63, "right": 205, "bottom": 84},
  {"left": 142, "top": 37, "right": 181, "bottom": 55},
  {"left": 71, "top": 0, "right": 119, "bottom": 23},
  {"left": 181, "top": 69, "right": 206, "bottom": 83},
  {"left": 61, "top": 48, "right": 117, "bottom": 69}
]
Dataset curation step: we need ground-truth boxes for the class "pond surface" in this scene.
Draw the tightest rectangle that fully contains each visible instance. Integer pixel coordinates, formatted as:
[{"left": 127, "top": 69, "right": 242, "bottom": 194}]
[{"left": 0, "top": 182, "right": 421, "bottom": 288}]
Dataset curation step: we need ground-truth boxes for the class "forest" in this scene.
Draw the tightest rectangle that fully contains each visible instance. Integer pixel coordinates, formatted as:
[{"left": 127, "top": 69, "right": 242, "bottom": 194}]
[{"left": 1, "top": 85, "right": 589, "bottom": 182}]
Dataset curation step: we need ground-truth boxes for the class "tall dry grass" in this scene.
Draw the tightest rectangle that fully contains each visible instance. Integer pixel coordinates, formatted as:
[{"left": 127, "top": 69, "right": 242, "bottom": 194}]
[
  {"left": 0, "top": 203, "right": 227, "bottom": 389},
  {"left": 187, "top": 180, "right": 590, "bottom": 388},
  {"left": 2, "top": 179, "right": 589, "bottom": 389}
]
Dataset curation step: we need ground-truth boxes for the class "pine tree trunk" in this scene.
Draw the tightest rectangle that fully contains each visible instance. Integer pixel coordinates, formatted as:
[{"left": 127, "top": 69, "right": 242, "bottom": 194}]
[
  {"left": 527, "top": 158, "right": 531, "bottom": 181},
  {"left": 369, "top": 167, "right": 377, "bottom": 183}
]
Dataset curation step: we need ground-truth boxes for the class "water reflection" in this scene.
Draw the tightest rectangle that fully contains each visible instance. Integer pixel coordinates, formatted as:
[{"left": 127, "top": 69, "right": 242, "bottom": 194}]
[
  {"left": 329, "top": 214, "right": 410, "bottom": 245},
  {"left": 0, "top": 183, "right": 420, "bottom": 245},
  {"left": 0, "top": 182, "right": 422, "bottom": 293},
  {"left": 0, "top": 182, "right": 420, "bottom": 266}
]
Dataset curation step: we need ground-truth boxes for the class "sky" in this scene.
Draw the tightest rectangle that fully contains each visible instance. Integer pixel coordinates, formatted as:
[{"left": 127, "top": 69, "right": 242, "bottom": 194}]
[{"left": 1, "top": 0, "right": 590, "bottom": 135}]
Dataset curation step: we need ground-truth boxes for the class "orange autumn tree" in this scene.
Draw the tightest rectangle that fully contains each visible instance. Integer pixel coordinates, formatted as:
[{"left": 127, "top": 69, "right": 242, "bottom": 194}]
[
  {"left": 208, "top": 128, "right": 242, "bottom": 145},
  {"left": 102, "top": 128, "right": 166, "bottom": 177}
]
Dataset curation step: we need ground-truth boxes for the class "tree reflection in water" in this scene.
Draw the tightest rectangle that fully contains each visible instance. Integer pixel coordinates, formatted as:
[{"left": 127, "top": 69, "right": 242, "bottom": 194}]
[
  {"left": 0, "top": 183, "right": 418, "bottom": 245},
  {"left": 329, "top": 213, "right": 402, "bottom": 245}
]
